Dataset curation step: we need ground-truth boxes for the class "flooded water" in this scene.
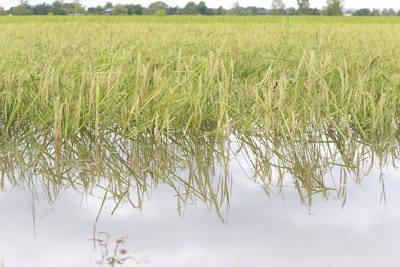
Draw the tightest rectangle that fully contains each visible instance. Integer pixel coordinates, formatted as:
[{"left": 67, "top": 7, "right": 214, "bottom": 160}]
[{"left": 1, "top": 131, "right": 400, "bottom": 267}]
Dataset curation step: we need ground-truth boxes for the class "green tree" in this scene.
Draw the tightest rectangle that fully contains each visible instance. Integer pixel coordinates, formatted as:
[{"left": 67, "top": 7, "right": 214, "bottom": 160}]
[
  {"left": 88, "top": 5, "right": 104, "bottom": 14},
  {"left": 232, "top": 2, "right": 246, "bottom": 15},
  {"left": 11, "top": 3, "right": 32, "bottom": 15},
  {"left": 205, "top": 8, "right": 214, "bottom": 15},
  {"left": 0, "top": 7, "right": 7, "bottom": 15},
  {"left": 310, "top": 8, "right": 321, "bottom": 15},
  {"left": 167, "top": 6, "right": 180, "bottom": 15},
  {"left": 381, "top": 8, "right": 396, "bottom": 16},
  {"left": 112, "top": 4, "right": 128, "bottom": 15},
  {"left": 371, "top": 8, "right": 380, "bottom": 16},
  {"left": 87, "top": 7, "right": 96, "bottom": 14},
  {"left": 216, "top": 6, "right": 226, "bottom": 15},
  {"left": 287, "top": 7, "right": 297, "bottom": 15},
  {"left": 325, "top": 0, "right": 343, "bottom": 16},
  {"left": 198, "top": 1, "right": 207, "bottom": 15},
  {"left": 133, "top": 4, "right": 144, "bottom": 15},
  {"left": 247, "top": 6, "right": 258, "bottom": 15},
  {"left": 353, "top": 8, "right": 371, "bottom": 16},
  {"left": 155, "top": 9, "right": 166, "bottom": 16},
  {"left": 62, "top": 2, "right": 84, "bottom": 15},
  {"left": 148, "top": 1, "right": 168, "bottom": 15},
  {"left": 51, "top": 1, "right": 67, "bottom": 15},
  {"left": 32, "top": 3, "right": 51, "bottom": 14},
  {"left": 183, "top": 2, "right": 198, "bottom": 15},
  {"left": 297, "top": 0, "right": 311, "bottom": 15},
  {"left": 124, "top": 4, "right": 135, "bottom": 15},
  {"left": 271, "top": 0, "right": 286, "bottom": 15},
  {"left": 71, "top": 0, "right": 84, "bottom": 15}
]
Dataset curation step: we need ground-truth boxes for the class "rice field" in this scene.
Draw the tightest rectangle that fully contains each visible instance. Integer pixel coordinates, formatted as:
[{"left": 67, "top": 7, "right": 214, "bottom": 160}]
[
  {"left": 1, "top": 16, "right": 399, "bottom": 137},
  {"left": 1, "top": 15, "right": 400, "bottom": 212}
]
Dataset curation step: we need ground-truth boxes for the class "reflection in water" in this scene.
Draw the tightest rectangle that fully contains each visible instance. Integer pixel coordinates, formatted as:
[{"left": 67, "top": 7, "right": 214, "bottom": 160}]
[
  {"left": 234, "top": 127, "right": 396, "bottom": 207},
  {"left": 1, "top": 125, "right": 397, "bottom": 219},
  {"left": 0, "top": 129, "right": 232, "bottom": 221},
  {"left": 91, "top": 231, "right": 146, "bottom": 266},
  {"left": 1, "top": 128, "right": 399, "bottom": 267}
]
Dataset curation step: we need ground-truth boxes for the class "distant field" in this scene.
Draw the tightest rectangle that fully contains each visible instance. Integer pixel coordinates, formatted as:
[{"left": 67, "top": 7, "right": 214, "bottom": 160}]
[{"left": 1, "top": 16, "right": 400, "bottom": 143}]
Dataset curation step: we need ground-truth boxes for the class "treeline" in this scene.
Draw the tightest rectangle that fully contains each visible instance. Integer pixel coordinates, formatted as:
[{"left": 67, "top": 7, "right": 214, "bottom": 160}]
[{"left": 0, "top": 0, "right": 399, "bottom": 16}]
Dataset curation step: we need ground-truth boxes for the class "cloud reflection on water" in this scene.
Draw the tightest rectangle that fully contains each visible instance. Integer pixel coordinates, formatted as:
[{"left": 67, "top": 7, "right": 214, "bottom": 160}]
[
  {"left": 1, "top": 162, "right": 400, "bottom": 267},
  {"left": 1, "top": 129, "right": 400, "bottom": 266}
]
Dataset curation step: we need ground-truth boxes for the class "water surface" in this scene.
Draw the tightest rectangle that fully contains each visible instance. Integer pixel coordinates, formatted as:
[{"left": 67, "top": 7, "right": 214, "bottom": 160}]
[{"left": 1, "top": 132, "right": 400, "bottom": 267}]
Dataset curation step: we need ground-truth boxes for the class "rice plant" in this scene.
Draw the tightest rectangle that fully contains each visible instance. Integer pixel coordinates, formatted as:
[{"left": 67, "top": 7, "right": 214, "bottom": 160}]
[{"left": 1, "top": 16, "right": 400, "bottom": 212}]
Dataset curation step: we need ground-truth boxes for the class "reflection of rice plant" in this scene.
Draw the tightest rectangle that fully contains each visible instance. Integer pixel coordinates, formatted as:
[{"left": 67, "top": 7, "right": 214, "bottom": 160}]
[{"left": 92, "top": 231, "right": 145, "bottom": 266}]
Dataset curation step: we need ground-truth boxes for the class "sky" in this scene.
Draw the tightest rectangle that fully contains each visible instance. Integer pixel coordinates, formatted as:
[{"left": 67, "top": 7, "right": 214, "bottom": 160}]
[{"left": 1, "top": 0, "right": 400, "bottom": 10}]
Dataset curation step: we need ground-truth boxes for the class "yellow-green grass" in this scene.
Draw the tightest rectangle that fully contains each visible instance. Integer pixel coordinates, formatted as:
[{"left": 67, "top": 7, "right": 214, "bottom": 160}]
[{"left": 1, "top": 16, "right": 400, "bottom": 142}]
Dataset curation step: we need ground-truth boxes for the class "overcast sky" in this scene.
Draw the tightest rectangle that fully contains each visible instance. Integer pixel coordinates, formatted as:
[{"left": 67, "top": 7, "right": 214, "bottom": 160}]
[{"left": 1, "top": 0, "right": 400, "bottom": 10}]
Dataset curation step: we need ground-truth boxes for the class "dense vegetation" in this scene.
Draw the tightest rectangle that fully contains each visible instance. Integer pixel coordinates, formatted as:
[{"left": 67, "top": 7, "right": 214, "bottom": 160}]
[
  {"left": 1, "top": 16, "right": 399, "bottom": 139},
  {"left": 1, "top": 16, "right": 400, "bottom": 210},
  {"left": 1, "top": 0, "right": 399, "bottom": 16}
]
